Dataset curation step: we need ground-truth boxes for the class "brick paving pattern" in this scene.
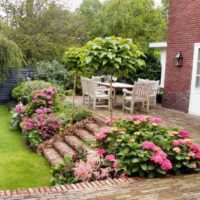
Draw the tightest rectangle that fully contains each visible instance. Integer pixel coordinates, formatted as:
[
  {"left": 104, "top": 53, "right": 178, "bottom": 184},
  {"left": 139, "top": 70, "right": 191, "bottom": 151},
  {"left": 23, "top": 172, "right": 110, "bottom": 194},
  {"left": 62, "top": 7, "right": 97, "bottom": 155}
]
[{"left": 2, "top": 175, "right": 200, "bottom": 200}]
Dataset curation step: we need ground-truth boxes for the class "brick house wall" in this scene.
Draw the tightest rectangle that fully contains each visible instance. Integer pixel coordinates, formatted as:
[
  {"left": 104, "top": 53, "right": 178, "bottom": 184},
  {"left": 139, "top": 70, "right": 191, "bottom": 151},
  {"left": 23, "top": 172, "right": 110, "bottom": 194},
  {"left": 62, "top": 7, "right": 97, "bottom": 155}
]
[{"left": 163, "top": 0, "right": 200, "bottom": 112}]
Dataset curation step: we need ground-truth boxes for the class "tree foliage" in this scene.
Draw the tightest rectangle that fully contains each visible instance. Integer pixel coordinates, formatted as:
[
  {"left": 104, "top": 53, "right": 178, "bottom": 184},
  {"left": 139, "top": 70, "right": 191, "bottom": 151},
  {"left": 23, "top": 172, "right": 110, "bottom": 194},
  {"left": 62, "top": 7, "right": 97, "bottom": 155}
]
[
  {"left": 84, "top": 36, "right": 145, "bottom": 77},
  {"left": 0, "top": 0, "right": 167, "bottom": 76},
  {"left": 0, "top": 34, "right": 23, "bottom": 82}
]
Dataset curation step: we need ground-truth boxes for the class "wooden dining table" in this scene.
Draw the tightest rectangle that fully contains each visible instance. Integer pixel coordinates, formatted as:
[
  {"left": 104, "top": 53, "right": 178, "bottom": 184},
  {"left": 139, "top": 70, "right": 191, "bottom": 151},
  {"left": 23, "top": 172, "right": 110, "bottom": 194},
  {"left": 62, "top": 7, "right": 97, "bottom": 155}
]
[{"left": 97, "top": 82, "right": 133, "bottom": 105}]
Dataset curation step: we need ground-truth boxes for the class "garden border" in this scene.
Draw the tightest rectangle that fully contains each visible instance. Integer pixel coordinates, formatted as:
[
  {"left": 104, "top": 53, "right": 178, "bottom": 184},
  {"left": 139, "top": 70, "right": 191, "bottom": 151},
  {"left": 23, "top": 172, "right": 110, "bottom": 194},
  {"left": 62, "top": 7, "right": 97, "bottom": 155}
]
[{"left": 0, "top": 177, "right": 143, "bottom": 199}]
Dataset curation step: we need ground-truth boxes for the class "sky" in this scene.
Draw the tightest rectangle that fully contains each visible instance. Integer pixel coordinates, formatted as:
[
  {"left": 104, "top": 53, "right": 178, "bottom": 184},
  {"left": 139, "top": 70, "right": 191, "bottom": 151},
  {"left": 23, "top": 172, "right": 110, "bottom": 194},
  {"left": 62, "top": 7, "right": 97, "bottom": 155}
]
[
  {"left": 0, "top": 0, "right": 162, "bottom": 15},
  {"left": 67, "top": 0, "right": 162, "bottom": 11}
]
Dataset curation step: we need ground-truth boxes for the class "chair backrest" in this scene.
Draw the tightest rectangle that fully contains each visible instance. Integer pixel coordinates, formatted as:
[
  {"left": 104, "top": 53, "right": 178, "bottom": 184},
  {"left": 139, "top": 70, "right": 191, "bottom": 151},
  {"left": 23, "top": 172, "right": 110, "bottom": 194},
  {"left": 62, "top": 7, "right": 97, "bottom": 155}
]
[
  {"left": 138, "top": 79, "right": 159, "bottom": 95},
  {"left": 92, "top": 76, "right": 103, "bottom": 82},
  {"left": 87, "top": 78, "right": 96, "bottom": 98},
  {"left": 148, "top": 80, "right": 159, "bottom": 95},
  {"left": 132, "top": 82, "right": 152, "bottom": 101},
  {"left": 138, "top": 78, "right": 149, "bottom": 83},
  {"left": 81, "top": 77, "right": 89, "bottom": 95}
]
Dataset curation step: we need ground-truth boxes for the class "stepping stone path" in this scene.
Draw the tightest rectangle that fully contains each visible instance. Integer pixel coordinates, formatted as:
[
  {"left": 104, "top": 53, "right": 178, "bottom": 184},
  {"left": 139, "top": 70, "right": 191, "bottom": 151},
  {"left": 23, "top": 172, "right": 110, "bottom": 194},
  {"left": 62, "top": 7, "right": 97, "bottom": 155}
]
[{"left": 37, "top": 115, "right": 107, "bottom": 166}]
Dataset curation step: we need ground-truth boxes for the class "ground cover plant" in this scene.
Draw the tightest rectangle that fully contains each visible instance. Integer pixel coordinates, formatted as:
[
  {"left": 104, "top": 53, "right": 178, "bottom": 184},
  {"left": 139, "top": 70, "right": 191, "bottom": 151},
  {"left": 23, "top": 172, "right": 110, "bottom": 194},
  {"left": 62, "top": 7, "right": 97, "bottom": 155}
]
[
  {"left": 0, "top": 105, "right": 51, "bottom": 190},
  {"left": 11, "top": 80, "right": 91, "bottom": 149}
]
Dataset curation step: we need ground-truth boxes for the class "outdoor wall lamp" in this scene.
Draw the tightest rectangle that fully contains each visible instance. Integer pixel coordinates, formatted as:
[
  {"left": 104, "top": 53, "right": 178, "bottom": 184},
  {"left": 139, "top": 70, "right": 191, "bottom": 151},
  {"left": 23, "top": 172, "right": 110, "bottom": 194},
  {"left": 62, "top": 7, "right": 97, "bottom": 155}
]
[{"left": 174, "top": 52, "right": 183, "bottom": 67}]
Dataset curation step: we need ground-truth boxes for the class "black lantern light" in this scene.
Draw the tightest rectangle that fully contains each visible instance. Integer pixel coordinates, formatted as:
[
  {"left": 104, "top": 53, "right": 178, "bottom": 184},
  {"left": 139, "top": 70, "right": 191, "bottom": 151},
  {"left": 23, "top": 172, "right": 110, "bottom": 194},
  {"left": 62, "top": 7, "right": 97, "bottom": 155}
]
[{"left": 174, "top": 52, "right": 183, "bottom": 67}]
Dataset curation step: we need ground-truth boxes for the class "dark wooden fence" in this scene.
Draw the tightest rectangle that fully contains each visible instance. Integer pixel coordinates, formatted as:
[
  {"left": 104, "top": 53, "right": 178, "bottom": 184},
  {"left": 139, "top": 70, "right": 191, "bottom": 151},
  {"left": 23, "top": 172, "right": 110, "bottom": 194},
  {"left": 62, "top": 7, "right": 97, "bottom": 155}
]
[{"left": 0, "top": 68, "right": 34, "bottom": 103}]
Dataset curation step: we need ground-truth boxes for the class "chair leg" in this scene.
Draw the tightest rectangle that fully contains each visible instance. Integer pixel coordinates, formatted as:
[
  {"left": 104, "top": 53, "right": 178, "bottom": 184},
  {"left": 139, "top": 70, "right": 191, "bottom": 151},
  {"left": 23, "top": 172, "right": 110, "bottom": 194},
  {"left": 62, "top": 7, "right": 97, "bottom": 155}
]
[
  {"left": 88, "top": 97, "right": 91, "bottom": 108},
  {"left": 93, "top": 98, "right": 96, "bottom": 110},
  {"left": 122, "top": 97, "right": 125, "bottom": 111},
  {"left": 82, "top": 94, "right": 85, "bottom": 105},
  {"left": 154, "top": 96, "right": 157, "bottom": 107},
  {"left": 131, "top": 102, "right": 135, "bottom": 113},
  {"left": 146, "top": 100, "right": 150, "bottom": 113}
]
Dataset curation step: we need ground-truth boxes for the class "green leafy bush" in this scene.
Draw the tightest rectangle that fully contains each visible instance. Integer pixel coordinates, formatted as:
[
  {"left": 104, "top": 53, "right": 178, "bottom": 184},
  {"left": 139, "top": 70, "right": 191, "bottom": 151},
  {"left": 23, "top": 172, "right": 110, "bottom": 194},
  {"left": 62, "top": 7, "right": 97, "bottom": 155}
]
[
  {"left": 12, "top": 81, "right": 52, "bottom": 104},
  {"left": 95, "top": 116, "right": 200, "bottom": 178},
  {"left": 22, "top": 130, "right": 43, "bottom": 149},
  {"left": 51, "top": 156, "right": 75, "bottom": 185},
  {"left": 34, "top": 61, "right": 71, "bottom": 89}
]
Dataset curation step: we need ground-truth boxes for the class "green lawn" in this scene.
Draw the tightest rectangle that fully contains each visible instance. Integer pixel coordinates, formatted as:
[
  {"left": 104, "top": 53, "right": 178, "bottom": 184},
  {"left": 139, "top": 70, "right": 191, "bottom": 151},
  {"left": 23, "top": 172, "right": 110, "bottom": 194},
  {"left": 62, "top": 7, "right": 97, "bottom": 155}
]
[{"left": 0, "top": 105, "right": 51, "bottom": 190}]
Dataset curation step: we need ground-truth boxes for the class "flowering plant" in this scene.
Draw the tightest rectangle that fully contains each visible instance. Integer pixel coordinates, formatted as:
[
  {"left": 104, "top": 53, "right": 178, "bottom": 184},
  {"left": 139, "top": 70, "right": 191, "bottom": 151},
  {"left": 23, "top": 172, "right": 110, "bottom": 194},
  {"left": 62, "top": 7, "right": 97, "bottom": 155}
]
[
  {"left": 20, "top": 107, "right": 63, "bottom": 139},
  {"left": 10, "top": 103, "right": 26, "bottom": 129},
  {"left": 73, "top": 150, "right": 119, "bottom": 182},
  {"left": 95, "top": 115, "right": 200, "bottom": 178}
]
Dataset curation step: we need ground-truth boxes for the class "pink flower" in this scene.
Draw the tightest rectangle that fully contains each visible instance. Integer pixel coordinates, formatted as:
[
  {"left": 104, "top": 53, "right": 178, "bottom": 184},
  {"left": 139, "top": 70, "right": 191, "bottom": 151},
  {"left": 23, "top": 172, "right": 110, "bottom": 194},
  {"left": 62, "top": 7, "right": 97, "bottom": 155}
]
[
  {"left": 100, "top": 127, "right": 110, "bottom": 135},
  {"left": 95, "top": 133, "right": 107, "bottom": 141},
  {"left": 105, "top": 154, "right": 116, "bottom": 161},
  {"left": 14, "top": 103, "right": 25, "bottom": 114},
  {"left": 191, "top": 164, "right": 197, "bottom": 169},
  {"left": 178, "top": 130, "right": 190, "bottom": 138},
  {"left": 161, "top": 159, "right": 172, "bottom": 171},
  {"left": 142, "top": 141, "right": 156, "bottom": 151},
  {"left": 112, "top": 161, "right": 119, "bottom": 168},
  {"left": 188, "top": 152, "right": 195, "bottom": 157},
  {"left": 97, "top": 148, "right": 106, "bottom": 155},
  {"left": 151, "top": 152, "right": 165, "bottom": 164},
  {"left": 195, "top": 152, "right": 200, "bottom": 159},
  {"left": 126, "top": 115, "right": 147, "bottom": 123},
  {"left": 172, "top": 139, "right": 183, "bottom": 146},
  {"left": 106, "top": 118, "right": 118, "bottom": 126},
  {"left": 73, "top": 160, "right": 92, "bottom": 181},
  {"left": 148, "top": 117, "right": 164, "bottom": 124}
]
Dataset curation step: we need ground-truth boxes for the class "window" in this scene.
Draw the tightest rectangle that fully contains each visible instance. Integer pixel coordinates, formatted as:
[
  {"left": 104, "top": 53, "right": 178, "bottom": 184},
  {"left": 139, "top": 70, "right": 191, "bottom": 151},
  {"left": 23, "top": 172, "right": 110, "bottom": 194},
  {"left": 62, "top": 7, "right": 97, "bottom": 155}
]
[{"left": 196, "top": 49, "right": 200, "bottom": 89}]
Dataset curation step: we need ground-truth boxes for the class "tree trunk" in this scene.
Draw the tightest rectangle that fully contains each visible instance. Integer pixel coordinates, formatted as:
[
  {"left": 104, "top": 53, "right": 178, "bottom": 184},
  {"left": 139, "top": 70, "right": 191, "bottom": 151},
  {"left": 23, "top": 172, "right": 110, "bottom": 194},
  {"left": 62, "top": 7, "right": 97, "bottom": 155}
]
[
  {"left": 109, "top": 75, "right": 113, "bottom": 119},
  {"left": 72, "top": 73, "right": 77, "bottom": 106}
]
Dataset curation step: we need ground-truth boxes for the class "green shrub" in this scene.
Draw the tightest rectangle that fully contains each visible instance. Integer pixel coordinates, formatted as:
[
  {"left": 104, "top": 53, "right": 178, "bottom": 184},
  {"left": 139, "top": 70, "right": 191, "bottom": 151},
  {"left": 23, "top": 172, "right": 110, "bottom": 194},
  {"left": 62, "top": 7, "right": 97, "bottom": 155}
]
[
  {"left": 56, "top": 101, "right": 92, "bottom": 124},
  {"left": 95, "top": 116, "right": 200, "bottom": 178},
  {"left": 22, "top": 130, "right": 43, "bottom": 149},
  {"left": 34, "top": 61, "right": 71, "bottom": 89},
  {"left": 51, "top": 156, "right": 75, "bottom": 185},
  {"left": 12, "top": 81, "right": 52, "bottom": 104}
]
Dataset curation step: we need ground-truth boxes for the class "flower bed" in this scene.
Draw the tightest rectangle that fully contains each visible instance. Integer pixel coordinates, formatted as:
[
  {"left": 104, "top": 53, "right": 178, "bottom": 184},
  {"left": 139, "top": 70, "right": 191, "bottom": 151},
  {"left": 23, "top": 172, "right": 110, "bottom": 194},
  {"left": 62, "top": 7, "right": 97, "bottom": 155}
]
[
  {"left": 52, "top": 115, "right": 200, "bottom": 185},
  {"left": 95, "top": 116, "right": 200, "bottom": 178},
  {"left": 11, "top": 81, "right": 91, "bottom": 149}
]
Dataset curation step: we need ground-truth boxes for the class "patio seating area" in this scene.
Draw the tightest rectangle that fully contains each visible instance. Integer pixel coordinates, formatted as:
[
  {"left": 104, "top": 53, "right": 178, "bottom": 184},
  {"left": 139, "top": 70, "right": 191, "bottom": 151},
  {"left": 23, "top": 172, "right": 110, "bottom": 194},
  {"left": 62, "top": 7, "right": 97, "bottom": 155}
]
[{"left": 81, "top": 76, "right": 160, "bottom": 113}]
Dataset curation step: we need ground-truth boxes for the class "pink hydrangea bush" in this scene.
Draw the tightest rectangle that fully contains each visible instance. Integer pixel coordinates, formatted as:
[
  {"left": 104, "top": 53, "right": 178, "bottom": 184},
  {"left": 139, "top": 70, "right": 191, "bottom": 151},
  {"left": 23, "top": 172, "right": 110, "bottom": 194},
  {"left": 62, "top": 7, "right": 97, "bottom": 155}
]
[
  {"left": 94, "top": 115, "right": 200, "bottom": 178},
  {"left": 20, "top": 108, "right": 63, "bottom": 138}
]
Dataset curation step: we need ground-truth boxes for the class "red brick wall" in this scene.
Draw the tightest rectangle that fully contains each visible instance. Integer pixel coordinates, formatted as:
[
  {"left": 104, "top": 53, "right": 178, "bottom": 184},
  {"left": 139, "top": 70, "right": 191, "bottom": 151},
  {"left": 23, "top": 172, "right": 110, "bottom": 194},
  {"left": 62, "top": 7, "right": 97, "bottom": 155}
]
[{"left": 163, "top": 0, "right": 200, "bottom": 112}]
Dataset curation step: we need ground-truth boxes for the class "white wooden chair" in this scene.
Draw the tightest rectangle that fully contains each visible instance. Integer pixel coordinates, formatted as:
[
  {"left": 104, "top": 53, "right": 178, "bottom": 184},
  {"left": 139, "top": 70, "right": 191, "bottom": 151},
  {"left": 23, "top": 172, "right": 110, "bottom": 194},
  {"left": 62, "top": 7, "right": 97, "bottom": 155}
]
[
  {"left": 138, "top": 79, "right": 159, "bottom": 107},
  {"left": 122, "top": 82, "right": 152, "bottom": 113},
  {"left": 81, "top": 77, "right": 90, "bottom": 104},
  {"left": 87, "top": 78, "right": 110, "bottom": 110},
  {"left": 149, "top": 80, "right": 159, "bottom": 107}
]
